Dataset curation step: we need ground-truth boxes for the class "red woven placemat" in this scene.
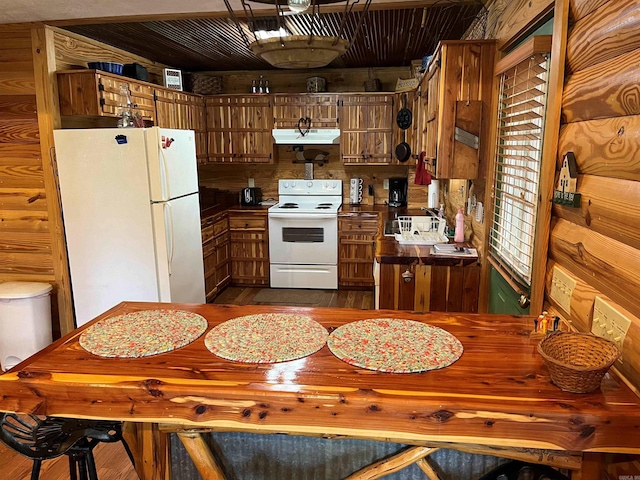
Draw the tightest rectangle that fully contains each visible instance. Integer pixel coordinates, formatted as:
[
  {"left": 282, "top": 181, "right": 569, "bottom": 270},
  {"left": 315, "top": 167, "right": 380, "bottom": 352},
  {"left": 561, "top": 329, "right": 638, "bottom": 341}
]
[
  {"left": 328, "top": 318, "right": 463, "bottom": 373},
  {"left": 79, "top": 310, "right": 208, "bottom": 358},
  {"left": 205, "top": 313, "right": 328, "bottom": 363}
]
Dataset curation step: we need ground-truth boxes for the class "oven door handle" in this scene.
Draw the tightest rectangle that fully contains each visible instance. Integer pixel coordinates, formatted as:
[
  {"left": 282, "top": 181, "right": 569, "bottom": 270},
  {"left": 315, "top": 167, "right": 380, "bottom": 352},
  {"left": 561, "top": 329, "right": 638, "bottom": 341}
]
[{"left": 269, "top": 213, "right": 337, "bottom": 220}]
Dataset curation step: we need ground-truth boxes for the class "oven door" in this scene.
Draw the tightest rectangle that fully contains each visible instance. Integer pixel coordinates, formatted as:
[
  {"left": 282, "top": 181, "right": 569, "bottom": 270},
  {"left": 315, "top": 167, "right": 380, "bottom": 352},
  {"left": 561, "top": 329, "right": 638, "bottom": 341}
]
[{"left": 268, "top": 212, "right": 337, "bottom": 265}]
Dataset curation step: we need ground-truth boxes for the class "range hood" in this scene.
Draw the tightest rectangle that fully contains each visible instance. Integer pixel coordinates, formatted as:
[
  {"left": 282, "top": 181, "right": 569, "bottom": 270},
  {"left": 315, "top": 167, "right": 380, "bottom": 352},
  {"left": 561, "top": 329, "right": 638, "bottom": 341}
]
[{"left": 272, "top": 129, "right": 340, "bottom": 145}]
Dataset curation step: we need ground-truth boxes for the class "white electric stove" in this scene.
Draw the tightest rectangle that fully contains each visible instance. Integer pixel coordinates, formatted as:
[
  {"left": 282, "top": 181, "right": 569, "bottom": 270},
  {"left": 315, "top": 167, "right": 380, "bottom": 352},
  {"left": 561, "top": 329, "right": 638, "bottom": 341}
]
[{"left": 268, "top": 179, "right": 342, "bottom": 289}]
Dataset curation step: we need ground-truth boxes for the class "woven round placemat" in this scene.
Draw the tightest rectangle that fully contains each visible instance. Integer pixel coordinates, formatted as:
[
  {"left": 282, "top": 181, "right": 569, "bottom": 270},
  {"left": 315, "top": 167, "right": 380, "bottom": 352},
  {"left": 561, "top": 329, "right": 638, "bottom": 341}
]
[
  {"left": 205, "top": 313, "right": 328, "bottom": 363},
  {"left": 79, "top": 310, "right": 208, "bottom": 358},
  {"left": 328, "top": 318, "right": 463, "bottom": 373}
]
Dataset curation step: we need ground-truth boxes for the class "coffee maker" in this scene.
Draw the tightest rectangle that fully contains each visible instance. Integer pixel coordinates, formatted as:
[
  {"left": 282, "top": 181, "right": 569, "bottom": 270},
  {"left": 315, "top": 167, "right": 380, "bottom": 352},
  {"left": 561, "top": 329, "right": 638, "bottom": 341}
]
[{"left": 388, "top": 178, "right": 408, "bottom": 207}]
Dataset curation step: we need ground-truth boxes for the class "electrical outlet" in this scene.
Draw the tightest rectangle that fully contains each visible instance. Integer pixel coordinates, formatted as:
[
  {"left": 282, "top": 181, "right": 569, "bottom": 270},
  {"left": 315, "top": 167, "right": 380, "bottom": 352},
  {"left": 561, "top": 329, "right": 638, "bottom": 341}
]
[
  {"left": 383, "top": 179, "right": 389, "bottom": 190},
  {"left": 248, "top": 178, "right": 255, "bottom": 188},
  {"left": 591, "top": 296, "right": 631, "bottom": 356},
  {"left": 550, "top": 266, "right": 576, "bottom": 314}
]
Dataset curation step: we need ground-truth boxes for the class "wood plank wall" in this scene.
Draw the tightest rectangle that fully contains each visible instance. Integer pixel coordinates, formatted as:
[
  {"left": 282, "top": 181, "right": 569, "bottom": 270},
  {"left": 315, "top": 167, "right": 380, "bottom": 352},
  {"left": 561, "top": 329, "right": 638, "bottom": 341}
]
[
  {"left": 0, "top": 25, "right": 62, "bottom": 336},
  {"left": 51, "top": 27, "right": 169, "bottom": 84},
  {"left": 547, "top": 0, "right": 640, "bottom": 391}
]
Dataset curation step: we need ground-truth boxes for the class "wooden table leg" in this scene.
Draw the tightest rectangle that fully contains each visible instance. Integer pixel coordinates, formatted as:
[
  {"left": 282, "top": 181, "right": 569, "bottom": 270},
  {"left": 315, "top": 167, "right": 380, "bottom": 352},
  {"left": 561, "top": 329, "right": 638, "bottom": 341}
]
[
  {"left": 125, "top": 423, "right": 171, "bottom": 480},
  {"left": 416, "top": 458, "right": 441, "bottom": 480},
  {"left": 571, "top": 453, "right": 605, "bottom": 480},
  {"left": 344, "top": 446, "right": 440, "bottom": 480},
  {"left": 178, "top": 432, "right": 227, "bottom": 480}
]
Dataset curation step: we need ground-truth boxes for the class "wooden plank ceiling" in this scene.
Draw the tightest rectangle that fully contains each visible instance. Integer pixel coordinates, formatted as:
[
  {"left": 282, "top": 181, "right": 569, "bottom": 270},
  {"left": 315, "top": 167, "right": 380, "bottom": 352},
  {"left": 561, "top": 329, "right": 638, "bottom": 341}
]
[{"left": 63, "top": 4, "right": 484, "bottom": 71}]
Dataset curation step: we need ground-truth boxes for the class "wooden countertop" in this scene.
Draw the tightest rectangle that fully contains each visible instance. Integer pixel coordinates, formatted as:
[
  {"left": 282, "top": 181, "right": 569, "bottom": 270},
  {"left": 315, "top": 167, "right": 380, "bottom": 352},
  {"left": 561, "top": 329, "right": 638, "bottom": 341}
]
[{"left": 1, "top": 301, "right": 639, "bottom": 454}]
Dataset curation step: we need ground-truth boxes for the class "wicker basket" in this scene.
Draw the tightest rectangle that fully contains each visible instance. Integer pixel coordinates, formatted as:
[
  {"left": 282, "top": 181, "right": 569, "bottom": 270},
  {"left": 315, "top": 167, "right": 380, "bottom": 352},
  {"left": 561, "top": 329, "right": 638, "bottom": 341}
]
[
  {"left": 537, "top": 331, "right": 620, "bottom": 393},
  {"left": 187, "top": 74, "right": 222, "bottom": 95}
]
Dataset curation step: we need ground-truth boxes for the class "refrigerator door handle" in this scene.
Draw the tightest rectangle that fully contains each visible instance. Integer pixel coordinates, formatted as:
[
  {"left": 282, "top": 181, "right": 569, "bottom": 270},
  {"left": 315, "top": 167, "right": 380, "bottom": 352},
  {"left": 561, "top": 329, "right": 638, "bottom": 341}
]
[
  {"left": 159, "top": 143, "right": 171, "bottom": 201},
  {"left": 164, "top": 202, "right": 175, "bottom": 275}
]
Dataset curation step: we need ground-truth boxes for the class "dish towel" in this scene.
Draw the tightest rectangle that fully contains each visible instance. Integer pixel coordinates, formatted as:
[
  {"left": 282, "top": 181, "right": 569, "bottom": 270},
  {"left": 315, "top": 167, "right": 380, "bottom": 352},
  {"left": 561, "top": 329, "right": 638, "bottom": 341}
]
[{"left": 414, "top": 151, "right": 432, "bottom": 185}]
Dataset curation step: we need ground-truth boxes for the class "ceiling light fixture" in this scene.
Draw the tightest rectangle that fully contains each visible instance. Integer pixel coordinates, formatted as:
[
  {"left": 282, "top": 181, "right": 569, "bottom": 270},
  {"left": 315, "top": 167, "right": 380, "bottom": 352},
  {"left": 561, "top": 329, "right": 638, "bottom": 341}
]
[
  {"left": 223, "top": 0, "right": 372, "bottom": 69},
  {"left": 287, "top": 0, "right": 311, "bottom": 13}
]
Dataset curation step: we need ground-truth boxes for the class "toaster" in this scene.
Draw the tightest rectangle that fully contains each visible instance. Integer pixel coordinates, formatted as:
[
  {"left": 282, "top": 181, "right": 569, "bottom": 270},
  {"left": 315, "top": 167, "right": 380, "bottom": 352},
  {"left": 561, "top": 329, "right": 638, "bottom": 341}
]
[{"left": 241, "top": 187, "right": 262, "bottom": 206}]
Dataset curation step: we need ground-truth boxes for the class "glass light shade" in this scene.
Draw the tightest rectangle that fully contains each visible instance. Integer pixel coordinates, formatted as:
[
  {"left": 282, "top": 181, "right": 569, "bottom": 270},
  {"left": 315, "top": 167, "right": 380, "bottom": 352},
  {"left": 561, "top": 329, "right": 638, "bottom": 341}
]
[{"left": 288, "top": 0, "right": 311, "bottom": 13}]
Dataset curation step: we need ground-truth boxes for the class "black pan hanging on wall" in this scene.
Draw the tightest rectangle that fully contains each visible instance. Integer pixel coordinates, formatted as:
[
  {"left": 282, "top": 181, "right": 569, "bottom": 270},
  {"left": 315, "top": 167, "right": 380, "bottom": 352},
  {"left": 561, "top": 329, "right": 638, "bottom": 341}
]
[{"left": 395, "top": 94, "right": 412, "bottom": 162}]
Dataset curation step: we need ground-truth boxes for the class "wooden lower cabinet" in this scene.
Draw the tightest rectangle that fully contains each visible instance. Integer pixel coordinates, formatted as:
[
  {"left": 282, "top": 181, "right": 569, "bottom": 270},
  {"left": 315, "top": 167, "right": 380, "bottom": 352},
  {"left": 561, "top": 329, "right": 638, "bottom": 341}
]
[
  {"left": 228, "top": 210, "right": 270, "bottom": 286},
  {"left": 202, "top": 212, "right": 231, "bottom": 302},
  {"left": 338, "top": 214, "right": 378, "bottom": 288},
  {"left": 378, "top": 263, "right": 480, "bottom": 312}
]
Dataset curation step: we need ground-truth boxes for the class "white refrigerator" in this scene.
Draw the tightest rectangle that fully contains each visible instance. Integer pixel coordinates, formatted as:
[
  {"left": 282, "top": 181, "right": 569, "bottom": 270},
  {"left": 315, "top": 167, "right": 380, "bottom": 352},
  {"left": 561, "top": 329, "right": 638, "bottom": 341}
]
[{"left": 53, "top": 127, "right": 206, "bottom": 327}]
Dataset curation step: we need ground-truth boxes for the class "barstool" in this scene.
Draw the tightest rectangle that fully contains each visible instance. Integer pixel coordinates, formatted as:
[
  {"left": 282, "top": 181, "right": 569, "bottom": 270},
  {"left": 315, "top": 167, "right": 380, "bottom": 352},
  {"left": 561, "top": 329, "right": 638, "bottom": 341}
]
[{"left": 0, "top": 413, "right": 137, "bottom": 480}]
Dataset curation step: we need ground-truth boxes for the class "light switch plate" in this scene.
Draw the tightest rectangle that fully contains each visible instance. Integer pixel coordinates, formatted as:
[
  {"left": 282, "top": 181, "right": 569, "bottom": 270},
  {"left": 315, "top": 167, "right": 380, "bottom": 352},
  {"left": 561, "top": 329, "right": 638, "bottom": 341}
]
[
  {"left": 248, "top": 178, "right": 255, "bottom": 188},
  {"left": 591, "top": 296, "right": 631, "bottom": 356},
  {"left": 383, "top": 179, "right": 389, "bottom": 190},
  {"left": 550, "top": 266, "right": 576, "bottom": 314}
]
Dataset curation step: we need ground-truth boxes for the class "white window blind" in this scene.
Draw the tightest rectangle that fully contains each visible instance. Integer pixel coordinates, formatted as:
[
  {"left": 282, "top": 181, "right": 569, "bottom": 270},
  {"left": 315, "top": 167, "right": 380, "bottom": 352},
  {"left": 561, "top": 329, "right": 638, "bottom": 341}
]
[{"left": 490, "top": 51, "right": 549, "bottom": 288}]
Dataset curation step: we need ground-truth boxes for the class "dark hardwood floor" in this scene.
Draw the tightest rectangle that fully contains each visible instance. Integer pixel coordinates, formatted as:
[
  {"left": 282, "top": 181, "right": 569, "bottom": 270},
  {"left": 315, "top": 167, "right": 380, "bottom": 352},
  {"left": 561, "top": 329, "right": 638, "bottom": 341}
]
[{"left": 213, "top": 286, "right": 375, "bottom": 310}]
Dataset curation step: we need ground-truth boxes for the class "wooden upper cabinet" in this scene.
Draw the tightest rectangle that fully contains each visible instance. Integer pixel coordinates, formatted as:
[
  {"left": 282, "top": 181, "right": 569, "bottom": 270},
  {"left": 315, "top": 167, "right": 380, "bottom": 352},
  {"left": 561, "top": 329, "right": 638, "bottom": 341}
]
[
  {"left": 206, "top": 95, "right": 274, "bottom": 164},
  {"left": 58, "top": 70, "right": 156, "bottom": 122},
  {"left": 340, "top": 94, "right": 394, "bottom": 165},
  {"left": 273, "top": 94, "right": 339, "bottom": 129},
  {"left": 420, "top": 40, "right": 496, "bottom": 179},
  {"left": 175, "top": 93, "right": 207, "bottom": 163}
]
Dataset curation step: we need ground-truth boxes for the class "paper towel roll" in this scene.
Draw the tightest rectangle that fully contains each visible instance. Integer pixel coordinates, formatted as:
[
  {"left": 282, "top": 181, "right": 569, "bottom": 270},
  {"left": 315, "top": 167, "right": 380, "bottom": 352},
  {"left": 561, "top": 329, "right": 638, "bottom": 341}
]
[{"left": 427, "top": 180, "right": 440, "bottom": 209}]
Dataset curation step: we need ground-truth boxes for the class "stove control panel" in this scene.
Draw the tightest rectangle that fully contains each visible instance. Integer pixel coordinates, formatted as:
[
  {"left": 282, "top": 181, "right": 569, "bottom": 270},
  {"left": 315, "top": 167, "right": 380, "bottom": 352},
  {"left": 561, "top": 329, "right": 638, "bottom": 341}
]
[{"left": 278, "top": 179, "right": 342, "bottom": 195}]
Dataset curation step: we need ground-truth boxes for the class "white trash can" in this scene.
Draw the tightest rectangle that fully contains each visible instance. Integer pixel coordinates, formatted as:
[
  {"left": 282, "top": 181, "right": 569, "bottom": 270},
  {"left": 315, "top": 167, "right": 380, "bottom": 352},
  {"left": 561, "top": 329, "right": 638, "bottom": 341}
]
[{"left": 0, "top": 282, "right": 53, "bottom": 372}]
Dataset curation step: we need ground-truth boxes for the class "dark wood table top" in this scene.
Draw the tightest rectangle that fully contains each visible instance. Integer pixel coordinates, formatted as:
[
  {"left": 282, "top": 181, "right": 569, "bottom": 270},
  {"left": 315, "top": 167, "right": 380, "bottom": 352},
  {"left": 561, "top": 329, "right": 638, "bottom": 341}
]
[{"left": 1, "top": 302, "right": 638, "bottom": 453}]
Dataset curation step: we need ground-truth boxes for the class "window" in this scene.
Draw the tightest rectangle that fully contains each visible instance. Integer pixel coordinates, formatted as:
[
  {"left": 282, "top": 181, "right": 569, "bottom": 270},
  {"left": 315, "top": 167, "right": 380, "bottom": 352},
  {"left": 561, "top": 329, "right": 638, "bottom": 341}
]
[{"left": 489, "top": 38, "right": 551, "bottom": 288}]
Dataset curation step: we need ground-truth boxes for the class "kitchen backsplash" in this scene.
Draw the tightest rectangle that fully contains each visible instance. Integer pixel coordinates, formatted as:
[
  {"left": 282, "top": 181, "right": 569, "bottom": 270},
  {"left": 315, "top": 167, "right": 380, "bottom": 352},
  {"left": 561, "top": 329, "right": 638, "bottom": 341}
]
[{"left": 198, "top": 145, "right": 410, "bottom": 206}]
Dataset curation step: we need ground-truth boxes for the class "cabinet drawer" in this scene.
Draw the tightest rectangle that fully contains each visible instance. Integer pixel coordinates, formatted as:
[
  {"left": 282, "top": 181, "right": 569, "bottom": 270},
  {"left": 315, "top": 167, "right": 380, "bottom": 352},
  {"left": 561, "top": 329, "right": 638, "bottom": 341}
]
[
  {"left": 202, "top": 225, "right": 214, "bottom": 243},
  {"left": 339, "top": 218, "right": 378, "bottom": 234},
  {"left": 203, "top": 238, "right": 215, "bottom": 257},
  {"left": 213, "top": 217, "right": 229, "bottom": 237},
  {"left": 229, "top": 215, "right": 267, "bottom": 231}
]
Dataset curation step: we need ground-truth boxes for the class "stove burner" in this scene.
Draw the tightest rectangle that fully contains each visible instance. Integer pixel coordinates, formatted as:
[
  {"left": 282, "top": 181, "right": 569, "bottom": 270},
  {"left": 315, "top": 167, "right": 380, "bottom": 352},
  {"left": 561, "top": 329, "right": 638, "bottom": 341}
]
[
  {"left": 279, "top": 203, "right": 299, "bottom": 209},
  {"left": 316, "top": 205, "right": 331, "bottom": 209},
  {"left": 318, "top": 203, "right": 333, "bottom": 207}
]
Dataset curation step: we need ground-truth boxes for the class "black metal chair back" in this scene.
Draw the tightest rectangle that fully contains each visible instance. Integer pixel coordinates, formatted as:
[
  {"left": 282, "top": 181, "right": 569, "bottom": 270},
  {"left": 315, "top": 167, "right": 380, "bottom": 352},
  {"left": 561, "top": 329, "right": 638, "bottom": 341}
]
[{"left": 0, "top": 413, "right": 137, "bottom": 480}]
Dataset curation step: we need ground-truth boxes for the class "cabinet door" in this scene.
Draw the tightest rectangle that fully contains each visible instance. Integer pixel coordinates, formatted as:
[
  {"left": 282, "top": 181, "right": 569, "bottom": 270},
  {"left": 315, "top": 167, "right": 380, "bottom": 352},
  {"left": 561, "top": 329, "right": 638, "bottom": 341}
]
[
  {"left": 155, "top": 89, "right": 176, "bottom": 128},
  {"left": 229, "top": 212, "right": 269, "bottom": 286},
  {"left": 274, "top": 94, "right": 339, "bottom": 128},
  {"left": 176, "top": 93, "right": 207, "bottom": 163},
  {"left": 341, "top": 95, "right": 371, "bottom": 163},
  {"left": 273, "top": 94, "right": 307, "bottom": 129},
  {"left": 338, "top": 215, "right": 377, "bottom": 287},
  {"left": 215, "top": 234, "right": 232, "bottom": 292},
  {"left": 174, "top": 92, "right": 192, "bottom": 129},
  {"left": 340, "top": 95, "right": 392, "bottom": 164},
  {"left": 230, "top": 232, "right": 269, "bottom": 285},
  {"left": 206, "top": 96, "right": 273, "bottom": 164},
  {"left": 129, "top": 82, "right": 156, "bottom": 122},
  {"left": 366, "top": 94, "right": 393, "bottom": 164},
  {"left": 234, "top": 96, "right": 273, "bottom": 163},
  {"left": 190, "top": 98, "right": 208, "bottom": 163},
  {"left": 206, "top": 97, "right": 234, "bottom": 163},
  {"left": 97, "top": 75, "right": 126, "bottom": 117}
]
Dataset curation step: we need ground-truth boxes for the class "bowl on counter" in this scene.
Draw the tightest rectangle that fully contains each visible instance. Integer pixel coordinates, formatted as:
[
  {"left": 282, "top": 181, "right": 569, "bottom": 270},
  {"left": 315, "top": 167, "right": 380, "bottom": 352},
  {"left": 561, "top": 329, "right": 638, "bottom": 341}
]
[{"left": 88, "top": 62, "right": 123, "bottom": 75}]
